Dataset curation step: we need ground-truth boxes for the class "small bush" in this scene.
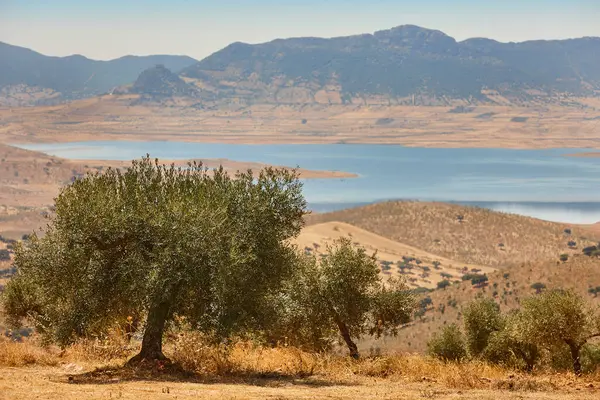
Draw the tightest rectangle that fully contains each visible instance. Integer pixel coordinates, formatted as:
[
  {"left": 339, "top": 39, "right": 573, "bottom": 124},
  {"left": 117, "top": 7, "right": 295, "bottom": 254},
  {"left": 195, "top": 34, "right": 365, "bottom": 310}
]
[
  {"left": 531, "top": 282, "right": 546, "bottom": 294},
  {"left": 463, "top": 298, "right": 502, "bottom": 357},
  {"left": 427, "top": 324, "right": 467, "bottom": 362},
  {"left": 559, "top": 254, "right": 569, "bottom": 262},
  {"left": 0, "top": 249, "right": 10, "bottom": 261},
  {"left": 437, "top": 280, "right": 451, "bottom": 290}
]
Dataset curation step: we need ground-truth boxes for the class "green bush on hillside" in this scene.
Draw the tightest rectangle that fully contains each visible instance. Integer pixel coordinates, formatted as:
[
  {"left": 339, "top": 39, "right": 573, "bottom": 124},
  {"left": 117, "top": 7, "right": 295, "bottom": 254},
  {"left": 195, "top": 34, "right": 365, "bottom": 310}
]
[{"left": 427, "top": 323, "right": 467, "bottom": 362}]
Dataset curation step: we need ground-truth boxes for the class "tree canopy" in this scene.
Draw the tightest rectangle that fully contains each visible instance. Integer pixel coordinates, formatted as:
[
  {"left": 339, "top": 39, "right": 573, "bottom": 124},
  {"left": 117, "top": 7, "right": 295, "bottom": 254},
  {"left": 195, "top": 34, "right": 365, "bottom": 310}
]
[
  {"left": 462, "top": 297, "right": 503, "bottom": 357},
  {"left": 3, "top": 157, "right": 307, "bottom": 363},
  {"left": 515, "top": 289, "right": 600, "bottom": 375},
  {"left": 271, "top": 237, "right": 415, "bottom": 358}
]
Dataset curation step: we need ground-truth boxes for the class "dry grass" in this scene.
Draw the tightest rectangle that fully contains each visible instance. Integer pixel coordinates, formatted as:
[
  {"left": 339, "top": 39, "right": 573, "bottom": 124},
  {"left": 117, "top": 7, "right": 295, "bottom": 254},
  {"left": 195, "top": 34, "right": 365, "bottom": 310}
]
[
  {"left": 1, "top": 334, "right": 600, "bottom": 399},
  {"left": 307, "top": 201, "right": 598, "bottom": 268}
]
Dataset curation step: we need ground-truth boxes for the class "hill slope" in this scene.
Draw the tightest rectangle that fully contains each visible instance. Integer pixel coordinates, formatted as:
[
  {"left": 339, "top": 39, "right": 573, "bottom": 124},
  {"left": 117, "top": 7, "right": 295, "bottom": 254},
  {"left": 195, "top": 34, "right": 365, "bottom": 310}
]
[
  {"left": 0, "top": 42, "right": 197, "bottom": 103},
  {"left": 295, "top": 221, "right": 494, "bottom": 289},
  {"left": 371, "top": 255, "right": 600, "bottom": 354},
  {"left": 307, "top": 201, "right": 597, "bottom": 267},
  {"left": 130, "top": 65, "right": 199, "bottom": 98},
  {"left": 182, "top": 25, "right": 600, "bottom": 105}
]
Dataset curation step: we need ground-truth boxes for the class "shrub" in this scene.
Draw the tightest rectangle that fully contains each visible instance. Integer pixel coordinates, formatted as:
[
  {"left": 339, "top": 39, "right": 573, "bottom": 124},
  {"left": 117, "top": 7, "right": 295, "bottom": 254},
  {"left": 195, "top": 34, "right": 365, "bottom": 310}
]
[
  {"left": 483, "top": 312, "right": 539, "bottom": 371},
  {"left": 437, "top": 280, "right": 451, "bottom": 290},
  {"left": 463, "top": 298, "right": 503, "bottom": 357},
  {"left": 427, "top": 324, "right": 467, "bottom": 362},
  {"left": 559, "top": 254, "right": 569, "bottom": 262},
  {"left": 0, "top": 249, "right": 10, "bottom": 261},
  {"left": 470, "top": 274, "right": 488, "bottom": 287},
  {"left": 530, "top": 282, "right": 546, "bottom": 294}
]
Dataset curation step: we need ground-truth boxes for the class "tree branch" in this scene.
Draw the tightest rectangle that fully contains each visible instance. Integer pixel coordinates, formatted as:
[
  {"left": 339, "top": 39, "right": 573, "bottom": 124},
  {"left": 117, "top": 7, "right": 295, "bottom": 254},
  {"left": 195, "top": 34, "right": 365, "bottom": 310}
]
[{"left": 585, "top": 332, "right": 600, "bottom": 341}]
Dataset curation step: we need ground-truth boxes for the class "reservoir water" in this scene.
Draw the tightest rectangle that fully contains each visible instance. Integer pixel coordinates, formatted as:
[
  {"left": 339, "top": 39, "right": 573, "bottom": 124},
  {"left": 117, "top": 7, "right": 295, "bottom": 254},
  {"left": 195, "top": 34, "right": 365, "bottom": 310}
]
[{"left": 17, "top": 141, "right": 600, "bottom": 224}]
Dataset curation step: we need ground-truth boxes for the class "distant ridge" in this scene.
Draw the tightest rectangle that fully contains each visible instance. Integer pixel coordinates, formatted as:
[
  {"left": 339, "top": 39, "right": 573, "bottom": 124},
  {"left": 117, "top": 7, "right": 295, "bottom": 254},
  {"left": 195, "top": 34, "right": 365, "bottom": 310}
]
[
  {"left": 3, "top": 25, "right": 600, "bottom": 107},
  {"left": 0, "top": 41, "right": 197, "bottom": 104},
  {"left": 181, "top": 25, "right": 600, "bottom": 105}
]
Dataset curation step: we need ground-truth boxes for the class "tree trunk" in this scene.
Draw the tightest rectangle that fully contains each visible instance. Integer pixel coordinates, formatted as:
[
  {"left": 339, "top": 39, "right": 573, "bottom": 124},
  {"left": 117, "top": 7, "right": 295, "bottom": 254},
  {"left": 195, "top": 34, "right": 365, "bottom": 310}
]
[
  {"left": 567, "top": 341, "right": 582, "bottom": 376},
  {"left": 335, "top": 317, "right": 359, "bottom": 359},
  {"left": 127, "top": 299, "right": 171, "bottom": 365}
]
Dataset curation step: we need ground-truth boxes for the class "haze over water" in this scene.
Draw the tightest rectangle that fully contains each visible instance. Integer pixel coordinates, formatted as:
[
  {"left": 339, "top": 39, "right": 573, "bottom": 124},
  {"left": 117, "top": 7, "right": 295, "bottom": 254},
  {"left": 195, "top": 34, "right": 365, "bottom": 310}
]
[{"left": 18, "top": 141, "right": 600, "bottom": 224}]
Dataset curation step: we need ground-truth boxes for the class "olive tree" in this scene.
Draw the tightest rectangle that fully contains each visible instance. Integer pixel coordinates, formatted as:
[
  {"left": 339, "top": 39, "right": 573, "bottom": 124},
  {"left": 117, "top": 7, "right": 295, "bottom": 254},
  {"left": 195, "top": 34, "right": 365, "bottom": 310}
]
[
  {"left": 3, "top": 156, "right": 307, "bottom": 364},
  {"left": 483, "top": 311, "right": 540, "bottom": 371},
  {"left": 273, "top": 237, "right": 414, "bottom": 358},
  {"left": 427, "top": 323, "right": 467, "bottom": 362},
  {"left": 516, "top": 289, "right": 600, "bottom": 375},
  {"left": 463, "top": 297, "right": 503, "bottom": 357}
]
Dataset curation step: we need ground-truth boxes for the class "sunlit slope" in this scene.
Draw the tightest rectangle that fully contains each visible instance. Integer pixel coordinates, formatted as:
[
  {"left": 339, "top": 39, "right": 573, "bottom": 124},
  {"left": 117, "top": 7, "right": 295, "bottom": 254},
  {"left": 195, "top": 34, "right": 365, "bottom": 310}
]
[
  {"left": 306, "top": 201, "right": 598, "bottom": 267},
  {"left": 295, "top": 221, "right": 494, "bottom": 289}
]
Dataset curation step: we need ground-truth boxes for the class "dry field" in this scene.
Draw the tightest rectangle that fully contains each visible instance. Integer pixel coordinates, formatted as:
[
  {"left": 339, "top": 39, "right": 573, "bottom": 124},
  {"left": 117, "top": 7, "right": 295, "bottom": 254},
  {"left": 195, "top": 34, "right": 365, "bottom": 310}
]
[
  {"left": 1, "top": 95, "right": 600, "bottom": 149},
  {"left": 306, "top": 201, "right": 598, "bottom": 267},
  {"left": 1, "top": 336, "right": 600, "bottom": 400}
]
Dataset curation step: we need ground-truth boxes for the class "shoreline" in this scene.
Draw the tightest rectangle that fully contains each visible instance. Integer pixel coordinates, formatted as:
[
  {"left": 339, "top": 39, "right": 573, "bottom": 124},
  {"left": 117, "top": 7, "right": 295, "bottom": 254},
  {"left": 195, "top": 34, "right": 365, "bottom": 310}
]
[
  {"left": 564, "top": 152, "right": 600, "bottom": 158},
  {"left": 8, "top": 135, "right": 600, "bottom": 151}
]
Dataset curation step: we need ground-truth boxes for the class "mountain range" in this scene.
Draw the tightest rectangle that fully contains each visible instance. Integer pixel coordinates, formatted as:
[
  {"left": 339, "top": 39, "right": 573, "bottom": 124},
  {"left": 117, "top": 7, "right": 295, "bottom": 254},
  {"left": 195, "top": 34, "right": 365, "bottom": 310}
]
[
  {"left": 2, "top": 25, "right": 600, "bottom": 106},
  {"left": 0, "top": 41, "right": 197, "bottom": 104}
]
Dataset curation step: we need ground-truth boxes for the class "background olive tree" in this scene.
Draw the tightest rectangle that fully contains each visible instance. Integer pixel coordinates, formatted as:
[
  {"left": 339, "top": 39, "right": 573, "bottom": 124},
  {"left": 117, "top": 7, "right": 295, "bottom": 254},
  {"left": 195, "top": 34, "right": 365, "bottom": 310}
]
[
  {"left": 516, "top": 289, "right": 600, "bottom": 375},
  {"left": 462, "top": 297, "right": 503, "bottom": 357},
  {"left": 482, "top": 310, "right": 540, "bottom": 371},
  {"left": 272, "top": 237, "right": 415, "bottom": 358},
  {"left": 427, "top": 323, "right": 467, "bottom": 362},
  {"left": 3, "top": 156, "right": 307, "bottom": 364}
]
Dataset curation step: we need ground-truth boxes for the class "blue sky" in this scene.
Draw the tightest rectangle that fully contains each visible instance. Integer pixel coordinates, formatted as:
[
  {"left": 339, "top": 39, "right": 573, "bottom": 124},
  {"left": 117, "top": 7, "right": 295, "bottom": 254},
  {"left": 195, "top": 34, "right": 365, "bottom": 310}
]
[{"left": 1, "top": 0, "right": 599, "bottom": 60}]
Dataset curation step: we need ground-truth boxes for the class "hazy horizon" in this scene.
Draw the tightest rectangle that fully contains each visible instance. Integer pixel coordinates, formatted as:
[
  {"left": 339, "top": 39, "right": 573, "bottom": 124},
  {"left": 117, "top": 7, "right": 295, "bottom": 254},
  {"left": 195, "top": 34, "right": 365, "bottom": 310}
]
[{"left": 1, "top": 0, "right": 599, "bottom": 60}]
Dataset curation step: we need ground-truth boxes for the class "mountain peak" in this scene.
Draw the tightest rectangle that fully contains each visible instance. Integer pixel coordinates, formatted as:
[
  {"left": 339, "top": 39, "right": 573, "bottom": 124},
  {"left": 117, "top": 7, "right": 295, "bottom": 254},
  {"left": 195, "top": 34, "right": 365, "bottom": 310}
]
[{"left": 131, "top": 64, "right": 197, "bottom": 97}]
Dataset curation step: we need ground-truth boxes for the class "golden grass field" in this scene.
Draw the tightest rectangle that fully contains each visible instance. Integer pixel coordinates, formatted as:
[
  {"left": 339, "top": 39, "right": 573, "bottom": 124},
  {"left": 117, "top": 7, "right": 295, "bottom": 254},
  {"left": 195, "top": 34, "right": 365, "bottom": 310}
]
[
  {"left": 2, "top": 334, "right": 600, "bottom": 400},
  {"left": 1, "top": 94, "right": 600, "bottom": 149}
]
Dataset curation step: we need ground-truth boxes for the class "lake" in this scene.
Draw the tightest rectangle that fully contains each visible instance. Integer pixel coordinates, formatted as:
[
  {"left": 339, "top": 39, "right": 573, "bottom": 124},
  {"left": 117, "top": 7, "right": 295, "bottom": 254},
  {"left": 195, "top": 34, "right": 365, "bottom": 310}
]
[{"left": 16, "top": 141, "right": 600, "bottom": 224}]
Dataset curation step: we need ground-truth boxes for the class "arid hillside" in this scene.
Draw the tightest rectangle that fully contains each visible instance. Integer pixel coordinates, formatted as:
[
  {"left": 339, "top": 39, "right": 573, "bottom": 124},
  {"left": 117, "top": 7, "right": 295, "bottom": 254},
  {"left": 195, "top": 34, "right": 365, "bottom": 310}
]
[
  {"left": 295, "top": 221, "right": 494, "bottom": 290},
  {"left": 2, "top": 95, "right": 600, "bottom": 149},
  {"left": 369, "top": 254, "right": 600, "bottom": 354},
  {"left": 307, "top": 201, "right": 597, "bottom": 267}
]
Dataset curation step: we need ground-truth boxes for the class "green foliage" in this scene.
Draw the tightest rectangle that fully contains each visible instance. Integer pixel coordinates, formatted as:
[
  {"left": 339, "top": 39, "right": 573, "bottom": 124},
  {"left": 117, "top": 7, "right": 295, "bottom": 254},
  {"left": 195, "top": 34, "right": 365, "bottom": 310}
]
[
  {"left": 516, "top": 289, "right": 600, "bottom": 374},
  {"left": 530, "top": 282, "right": 546, "bottom": 294},
  {"left": 559, "top": 253, "right": 569, "bottom": 262},
  {"left": 581, "top": 343, "right": 600, "bottom": 373},
  {"left": 427, "top": 323, "right": 467, "bottom": 362},
  {"left": 463, "top": 298, "right": 503, "bottom": 357},
  {"left": 517, "top": 290, "right": 599, "bottom": 351},
  {"left": 0, "top": 249, "right": 10, "bottom": 261},
  {"left": 437, "top": 280, "right": 451, "bottom": 290},
  {"left": 483, "top": 311, "right": 540, "bottom": 371},
  {"left": 3, "top": 157, "right": 307, "bottom": 359},
  {"left": 272, "top": 237, "right": 415, "bottom": 357}
]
